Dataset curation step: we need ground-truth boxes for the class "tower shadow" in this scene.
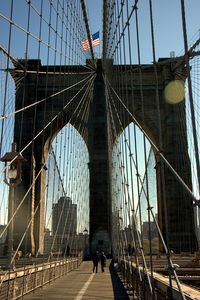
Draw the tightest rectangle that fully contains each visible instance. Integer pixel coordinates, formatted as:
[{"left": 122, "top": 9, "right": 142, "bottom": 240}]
[{"left": 109, "top": 261, "right": 131, "bottom": 299}]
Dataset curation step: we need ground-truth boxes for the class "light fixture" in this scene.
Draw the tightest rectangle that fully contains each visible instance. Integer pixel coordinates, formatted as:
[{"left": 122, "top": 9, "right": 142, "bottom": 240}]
[
  {"left": 0, "top": 142, "right": 26, "bottom": 269},
  {"left": 0, "top": 142, "right": 26, "bottom": 186}
]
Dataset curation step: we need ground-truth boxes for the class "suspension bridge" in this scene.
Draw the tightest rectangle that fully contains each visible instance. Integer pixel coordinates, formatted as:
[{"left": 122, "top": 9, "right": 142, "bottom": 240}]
[{"left": 0, "top": 0, "right": 200, "bottom": 299}]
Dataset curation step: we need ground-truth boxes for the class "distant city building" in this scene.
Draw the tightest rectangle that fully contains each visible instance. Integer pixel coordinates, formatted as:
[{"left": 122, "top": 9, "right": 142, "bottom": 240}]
[
  {"left": 52, "top": 197, "right": 77, "bottom": 253},
  {"left": 52, "top": 196, "right": 77, "bottom": 236},
  {"left": 44, "top": 228, "right": 53, "bottom": 255},
  {"left": 142, "top": 220, "right": 158, "bottom": 239}
]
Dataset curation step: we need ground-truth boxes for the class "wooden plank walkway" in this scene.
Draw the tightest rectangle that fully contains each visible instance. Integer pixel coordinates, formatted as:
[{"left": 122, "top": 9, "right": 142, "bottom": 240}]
[{"left": 23, "top": 260, "right": 130, "bottom": 300}]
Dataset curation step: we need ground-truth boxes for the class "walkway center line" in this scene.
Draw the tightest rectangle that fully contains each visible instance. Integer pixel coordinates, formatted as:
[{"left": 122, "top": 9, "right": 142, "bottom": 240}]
[{"left": 75, "top": 273, "right": 95, "bottom": 300}]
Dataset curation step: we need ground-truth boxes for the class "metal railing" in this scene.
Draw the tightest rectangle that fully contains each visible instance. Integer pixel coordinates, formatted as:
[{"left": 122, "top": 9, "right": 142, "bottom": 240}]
[
  {"left": 118, "top": 259, "right": 199, "bottom": 300},
  {"left": 0, "top": 257, "right": 82, "bottom": 299}
]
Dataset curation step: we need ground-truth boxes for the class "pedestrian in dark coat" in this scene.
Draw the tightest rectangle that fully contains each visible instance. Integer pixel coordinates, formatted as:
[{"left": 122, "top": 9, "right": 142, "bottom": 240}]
[
  {"left": 100, "top": 251, "right": 106, "bottom": 272},
  {"left": 92, "top": 251, "right": 100, "bottom": 273}
]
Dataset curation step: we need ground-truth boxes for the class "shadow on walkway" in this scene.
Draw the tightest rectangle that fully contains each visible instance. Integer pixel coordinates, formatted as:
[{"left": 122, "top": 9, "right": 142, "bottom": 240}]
[{"left": 109, "top": 261, "right": 130, "bottom": 299}]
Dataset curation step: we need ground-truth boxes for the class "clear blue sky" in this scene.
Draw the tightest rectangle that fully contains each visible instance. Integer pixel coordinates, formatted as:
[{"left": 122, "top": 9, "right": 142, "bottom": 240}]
[
  {"left": 0, "top": 1, "right": 200, "bottom": 63},
  {"left": 86, "top": 0, "right": 200, "bottom": 63}
]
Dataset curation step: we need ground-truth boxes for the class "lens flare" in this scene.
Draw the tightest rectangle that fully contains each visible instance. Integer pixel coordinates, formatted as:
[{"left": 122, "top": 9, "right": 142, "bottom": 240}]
[{"left": 164, "top": 80, "right": 185, "bottom": 104}]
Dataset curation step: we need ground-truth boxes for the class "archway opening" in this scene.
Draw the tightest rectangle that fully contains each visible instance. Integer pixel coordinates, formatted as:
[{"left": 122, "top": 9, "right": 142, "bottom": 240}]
[
  {"left": 111, "top": 122, "right": 158, "bottom": 258},
  {"left": 43, "top": 124, "right": 89, "bottom": 258}
]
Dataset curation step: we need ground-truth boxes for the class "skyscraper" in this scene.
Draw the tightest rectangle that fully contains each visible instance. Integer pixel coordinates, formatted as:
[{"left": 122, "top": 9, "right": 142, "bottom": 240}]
[{"left": 52, "top": 196, "right": 77, "bottom": 237}]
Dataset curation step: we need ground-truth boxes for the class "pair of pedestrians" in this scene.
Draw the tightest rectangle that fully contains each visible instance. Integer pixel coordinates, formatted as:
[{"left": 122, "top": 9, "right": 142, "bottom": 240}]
[{"left": 92, "top": 251, "right": 106, "bottom": 273}]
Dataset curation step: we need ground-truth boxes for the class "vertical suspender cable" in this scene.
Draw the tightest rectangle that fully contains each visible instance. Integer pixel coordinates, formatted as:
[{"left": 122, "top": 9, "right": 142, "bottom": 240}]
[{"left": 180, "top": 0, "right": 200, "bottom": 199}]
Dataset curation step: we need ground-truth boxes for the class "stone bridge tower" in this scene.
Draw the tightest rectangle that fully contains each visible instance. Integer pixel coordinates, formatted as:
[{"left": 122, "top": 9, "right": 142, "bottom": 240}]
[{"left": 12, "top": 58, "right": 197, "bottom": 255}]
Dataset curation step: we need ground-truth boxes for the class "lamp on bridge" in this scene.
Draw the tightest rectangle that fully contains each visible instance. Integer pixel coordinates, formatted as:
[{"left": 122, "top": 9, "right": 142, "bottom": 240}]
[
  {"left": 0, "top": 142, "right": 26, "bottom": 186},
  {"left": 0, "top": 142, "right": 26, "bottom": 269}
]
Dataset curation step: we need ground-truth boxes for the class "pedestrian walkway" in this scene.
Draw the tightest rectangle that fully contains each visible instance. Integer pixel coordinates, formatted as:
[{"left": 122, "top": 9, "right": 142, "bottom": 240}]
[{"left": 23, "top": 260, "right": 130, "bottom": 299}]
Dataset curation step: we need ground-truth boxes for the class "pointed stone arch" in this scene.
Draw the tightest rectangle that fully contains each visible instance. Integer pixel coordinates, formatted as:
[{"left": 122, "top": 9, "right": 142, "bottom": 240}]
[{"left": 12, "top": 59, "right": 197, "bottom": 254}]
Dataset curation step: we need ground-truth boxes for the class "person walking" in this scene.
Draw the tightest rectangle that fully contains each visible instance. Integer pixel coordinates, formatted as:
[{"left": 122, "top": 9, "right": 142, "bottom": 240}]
[
  {"left": 100, "top": 251, "right": 106, "bottom": 272},
  {"left": 92, "top": 251, "right": 100, "bottom": 273}
]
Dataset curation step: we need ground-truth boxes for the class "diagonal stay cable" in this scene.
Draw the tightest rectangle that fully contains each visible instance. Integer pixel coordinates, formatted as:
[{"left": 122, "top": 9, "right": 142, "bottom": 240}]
[
  {"left": 46, "top": 77, "right": 94, "bottom": 258},
  {"left": 0, "top": 74, "right": 96, "bottom": 176},
  {"left": 8, "top": 69, "right": 93, "bottom": 75},
  {"left": 107, "top": 98, "right": 143, "bottom": 282},
  {"left": 0, "top": 44, "right": 26, "bottom": 71},
  {"left": 49, "top": 86, "right": 92, "bottom": 261},
  {"left": 104, "top": 75, "right": 199, "bottom": 203},
  {"left": 0, "top": 12, "right": 68, "bottom": 59},
  {"left": 109, "top": 1, "right": 138, "bottom": 58},
  {"left": 0, "top": 43, "right": 95, "bottom": 73},
  {"left": 0, "top": 72, "right": 95, "bottom": 121},
  {"left": 106, "top": 75, "right": 187, "bottom": 300},
  {"left": 149, "top": 208, "right": 187, "bottom": 300},
  {"left": 0, "top": 74, "right": 95, "bottom": 242},
  {"left": 180, "top": 0, "right": 200, "bottom": 196},
  {"left": 106, "top": 82, "right": 153, "bottom": 292},
  {"left": 0, "top": 167, "right": 57, "bottom": 286}
]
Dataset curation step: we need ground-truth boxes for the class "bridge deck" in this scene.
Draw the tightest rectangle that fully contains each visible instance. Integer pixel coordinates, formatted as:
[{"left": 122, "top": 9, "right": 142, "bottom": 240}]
[{"left": 23, "top": 260, "right": 130, "bottom": 300}]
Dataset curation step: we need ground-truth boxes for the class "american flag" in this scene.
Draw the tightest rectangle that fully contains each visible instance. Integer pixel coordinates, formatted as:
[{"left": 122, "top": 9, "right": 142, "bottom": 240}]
[{"left": 82, "top": 31, "right": 100, "bottom": 52}]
